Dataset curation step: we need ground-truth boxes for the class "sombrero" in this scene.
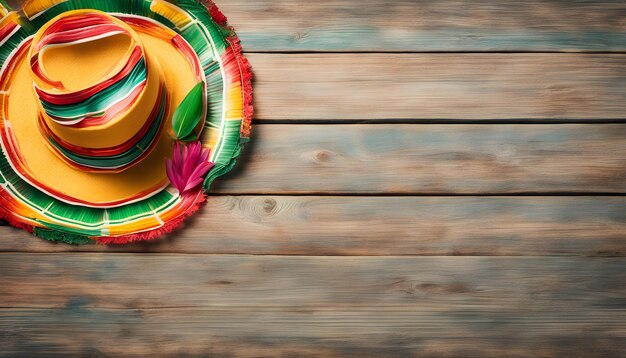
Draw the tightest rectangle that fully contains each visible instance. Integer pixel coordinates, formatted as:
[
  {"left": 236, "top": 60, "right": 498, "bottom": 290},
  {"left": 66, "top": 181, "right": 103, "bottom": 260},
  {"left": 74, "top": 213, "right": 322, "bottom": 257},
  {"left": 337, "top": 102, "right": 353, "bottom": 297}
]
[{"left": 0, "top": 0, "right": 252, "bottom": 244}]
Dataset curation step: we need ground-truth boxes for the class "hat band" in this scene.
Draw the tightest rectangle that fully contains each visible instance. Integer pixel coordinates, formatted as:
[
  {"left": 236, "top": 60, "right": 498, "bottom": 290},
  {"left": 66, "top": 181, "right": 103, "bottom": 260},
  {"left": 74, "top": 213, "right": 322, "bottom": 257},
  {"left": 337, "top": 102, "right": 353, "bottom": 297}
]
[
  {"left": 38, "top": 55, "right": 147, "bottom": 125},
  {"left": 39, "top": 86, "right": 168, "bottom": 171}
]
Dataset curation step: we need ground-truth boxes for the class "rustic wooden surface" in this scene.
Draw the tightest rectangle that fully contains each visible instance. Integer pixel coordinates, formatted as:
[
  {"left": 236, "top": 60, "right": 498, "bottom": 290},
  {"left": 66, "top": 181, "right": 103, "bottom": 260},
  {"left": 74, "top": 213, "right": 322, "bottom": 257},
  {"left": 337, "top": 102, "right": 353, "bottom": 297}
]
[
  {"left": 1, "top": 255, "right": 625, "bottom": 357},
  {"left": 1, "top": 0, "right": 626, "bottom": 357}
]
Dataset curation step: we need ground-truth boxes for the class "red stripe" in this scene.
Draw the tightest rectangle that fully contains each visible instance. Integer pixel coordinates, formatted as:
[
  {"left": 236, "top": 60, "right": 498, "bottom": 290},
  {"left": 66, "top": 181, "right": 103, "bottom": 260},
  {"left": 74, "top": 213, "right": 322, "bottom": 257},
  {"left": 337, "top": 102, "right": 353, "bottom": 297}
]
[
  {"left": 43, "top": 13, "right": 112, "bottom": 34},
  {"left": 0, "top": 21, "right": 18, "bottom": 42},
  {"left": 38, "top": 24, "right": 125, "bottom": 47},
  {"left": 172, "top": 35, "right": 203, "bottom": 79},
  {"left": 30, "top": 56, "right": 64, "bottom": 89},
  {"left": 33, "top": 13, "right": 117, "bottom": 52}
]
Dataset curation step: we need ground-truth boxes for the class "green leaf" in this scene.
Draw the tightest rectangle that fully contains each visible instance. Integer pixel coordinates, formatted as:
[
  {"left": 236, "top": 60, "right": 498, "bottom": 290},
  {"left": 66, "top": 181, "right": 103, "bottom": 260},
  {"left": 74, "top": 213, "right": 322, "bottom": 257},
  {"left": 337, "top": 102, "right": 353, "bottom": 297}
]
[
  {"left": 179, "top": 131, "right": 198, "bottom": 143},
  {"left": 172, "top": 82, "right": 205, "bottom": 140}
]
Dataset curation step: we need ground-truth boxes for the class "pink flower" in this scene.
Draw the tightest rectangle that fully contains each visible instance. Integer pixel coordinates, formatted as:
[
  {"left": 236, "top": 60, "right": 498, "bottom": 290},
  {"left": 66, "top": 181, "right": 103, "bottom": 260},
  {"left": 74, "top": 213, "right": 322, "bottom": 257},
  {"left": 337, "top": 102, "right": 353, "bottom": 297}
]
[{"left": 166, "top": 141, "right": 214, "bottom": 195}]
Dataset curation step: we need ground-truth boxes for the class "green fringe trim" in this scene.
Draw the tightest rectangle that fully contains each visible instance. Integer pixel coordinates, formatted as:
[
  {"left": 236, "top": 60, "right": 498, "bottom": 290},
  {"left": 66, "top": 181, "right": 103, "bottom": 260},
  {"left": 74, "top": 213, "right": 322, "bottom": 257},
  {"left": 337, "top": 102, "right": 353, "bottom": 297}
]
[
  {"left": 33, "top": 228, "right": 92, "bottom": 245},
  {"left": 204, "top": 137, "right": 249, "bottom": 190}
]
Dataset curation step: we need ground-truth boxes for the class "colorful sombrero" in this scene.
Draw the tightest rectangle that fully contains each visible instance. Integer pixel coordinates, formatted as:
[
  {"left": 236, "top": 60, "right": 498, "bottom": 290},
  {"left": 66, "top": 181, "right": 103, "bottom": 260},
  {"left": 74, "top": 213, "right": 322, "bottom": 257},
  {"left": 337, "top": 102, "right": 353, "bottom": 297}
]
[{"left": 0, "top": 0, "right": 252, "bottom": 244}]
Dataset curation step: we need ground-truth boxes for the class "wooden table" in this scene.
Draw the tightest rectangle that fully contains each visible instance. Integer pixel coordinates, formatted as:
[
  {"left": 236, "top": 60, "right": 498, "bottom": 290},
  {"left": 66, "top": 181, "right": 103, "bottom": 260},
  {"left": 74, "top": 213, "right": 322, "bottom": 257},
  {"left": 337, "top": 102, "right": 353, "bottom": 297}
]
[{"left": 1, "top": 1, "right": 626, "bottom": 356}]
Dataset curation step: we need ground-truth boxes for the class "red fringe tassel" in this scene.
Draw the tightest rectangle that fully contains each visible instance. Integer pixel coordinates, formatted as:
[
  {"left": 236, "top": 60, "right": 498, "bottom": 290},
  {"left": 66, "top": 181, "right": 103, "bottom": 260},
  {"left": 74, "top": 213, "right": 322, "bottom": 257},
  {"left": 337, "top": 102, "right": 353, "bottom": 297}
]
[
  {"left": 206, "top": 0, "right": 228, "bottom": 27},
  {"left": 228, "top": 36, "right": 253, "bottom": 138},
  {"left": 0, "top": 208, "right": 35, "bottom": 234}
]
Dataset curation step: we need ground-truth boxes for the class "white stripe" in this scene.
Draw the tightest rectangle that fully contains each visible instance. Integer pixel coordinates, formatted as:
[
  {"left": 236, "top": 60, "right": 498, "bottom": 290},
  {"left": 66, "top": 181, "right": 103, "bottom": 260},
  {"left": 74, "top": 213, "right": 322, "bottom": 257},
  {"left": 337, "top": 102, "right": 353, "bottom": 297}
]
[
  {"left": 179, "top": 19, "right": 200, "bottom": 32},
  {"left": 42, "top": 201, "right": 54, "bottom": 214}
]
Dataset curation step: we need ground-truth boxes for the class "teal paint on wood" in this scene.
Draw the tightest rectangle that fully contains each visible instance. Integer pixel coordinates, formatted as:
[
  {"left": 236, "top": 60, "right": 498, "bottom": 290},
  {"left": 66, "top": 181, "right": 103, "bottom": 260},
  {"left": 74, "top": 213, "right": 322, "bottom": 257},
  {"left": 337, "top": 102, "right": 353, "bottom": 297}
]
[
  {"left": 238, "top": 30, "right": 626, "bottom": 53},
  {"left": 208, "top": 124, "right": 626, "bottom": 194},
  {"left": 212, "top": 0, "right": 626, "bottom": 52}
]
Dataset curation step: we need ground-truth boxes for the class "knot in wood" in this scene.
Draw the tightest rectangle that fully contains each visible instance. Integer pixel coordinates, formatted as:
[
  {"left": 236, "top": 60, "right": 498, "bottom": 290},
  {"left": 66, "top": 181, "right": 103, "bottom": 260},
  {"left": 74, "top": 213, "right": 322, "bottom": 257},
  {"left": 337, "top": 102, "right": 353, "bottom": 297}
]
[{"left": 261, "top": 198, "right": 277, "bottom": 215}]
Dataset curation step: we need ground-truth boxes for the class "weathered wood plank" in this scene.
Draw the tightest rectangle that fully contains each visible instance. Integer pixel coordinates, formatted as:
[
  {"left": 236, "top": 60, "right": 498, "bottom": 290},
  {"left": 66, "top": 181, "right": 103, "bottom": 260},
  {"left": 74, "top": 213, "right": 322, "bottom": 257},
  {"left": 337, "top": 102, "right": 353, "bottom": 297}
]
[
  {"left": 214, "top": 0, "right": 626, "bottom": 52},
  {"left": 1, "top": 124, "right": 624, "bottom": 197},
  {"left": 251, "top": 54, "right": 626, "bottom": 120},
  {"left": 6, "top": 0, "right": 626, "bottom": 52},
  {"left": 1, "top": 196, "right": 624, "bottom": 255},
  {"left": 1, "top": 311, "right": 620, "bottom": 358},
  {"left": 1, "top": 255, "right": 625, "bottom": 356},
  {"left": 220, "top": 124, "right": 626, "bottom": 194}
]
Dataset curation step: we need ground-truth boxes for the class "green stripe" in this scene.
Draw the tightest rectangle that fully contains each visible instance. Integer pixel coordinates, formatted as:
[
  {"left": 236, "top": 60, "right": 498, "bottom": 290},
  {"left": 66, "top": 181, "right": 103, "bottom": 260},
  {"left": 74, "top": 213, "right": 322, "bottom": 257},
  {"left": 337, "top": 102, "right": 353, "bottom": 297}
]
[
  {"left": 106, "top": 190, "right": 179, "bottom": 224},
  {"left": 45, "top": 89, "right": 167, "bottom": 170},
  {"left": 0, "top": 26, "right": 32, "bottom": 64},
  {"left": 40, "top": 58, "right": 147, "bottom": 121}
]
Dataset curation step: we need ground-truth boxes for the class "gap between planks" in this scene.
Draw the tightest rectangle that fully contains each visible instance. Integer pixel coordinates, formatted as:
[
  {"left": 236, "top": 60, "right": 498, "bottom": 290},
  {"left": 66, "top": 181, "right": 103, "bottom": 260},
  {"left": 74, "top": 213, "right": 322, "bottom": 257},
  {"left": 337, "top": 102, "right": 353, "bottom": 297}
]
[
  {"left": 244, "top": 51, "right": 626, "bottom": 54},
  {"left": 0, "top": 252, "right": 624, "bottom": 258},
  {"left": 207, "top": 192, "right": 626, "bottom": 197},
  {"left": 253, "top": 119, "right": 626, "bottom": 125}
]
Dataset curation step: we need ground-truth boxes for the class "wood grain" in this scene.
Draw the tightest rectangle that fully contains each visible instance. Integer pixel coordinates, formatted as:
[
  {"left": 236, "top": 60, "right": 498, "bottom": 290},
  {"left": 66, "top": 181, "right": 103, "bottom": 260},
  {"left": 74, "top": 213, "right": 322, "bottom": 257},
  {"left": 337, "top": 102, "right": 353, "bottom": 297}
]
[
  {"left": 2, "top": 124, "right": 623, "bottom": 196},
  {"left": 250, "top": 54, "right": 626, "bottom": 121},
  {"left": 2, "top": 124, "right": 624, "bottom": 196},
  {"left": 215, "top": 0, "right": 626, "bottom": 52},
  {"left": 1, "top": 196, "right": 625, "bottom": 256},
  {"left": 211, "top": 124, "right": 626, "bottom": 194},
  {"left": 4, "top": 0, "right": 626, "bottom": 52},
  {"left": 1, "top": 255, "right": 625, "bottom": 357}
]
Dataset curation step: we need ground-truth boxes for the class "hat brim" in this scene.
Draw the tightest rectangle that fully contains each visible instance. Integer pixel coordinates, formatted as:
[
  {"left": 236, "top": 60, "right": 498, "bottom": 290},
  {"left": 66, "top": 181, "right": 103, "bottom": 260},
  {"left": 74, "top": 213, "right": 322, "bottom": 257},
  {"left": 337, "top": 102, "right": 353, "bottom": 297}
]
[{"left": 0, "top": 0, "right": 252, "bottom": 244}]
